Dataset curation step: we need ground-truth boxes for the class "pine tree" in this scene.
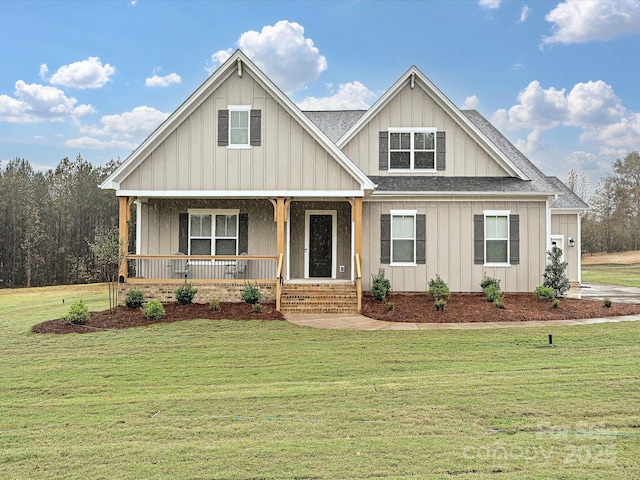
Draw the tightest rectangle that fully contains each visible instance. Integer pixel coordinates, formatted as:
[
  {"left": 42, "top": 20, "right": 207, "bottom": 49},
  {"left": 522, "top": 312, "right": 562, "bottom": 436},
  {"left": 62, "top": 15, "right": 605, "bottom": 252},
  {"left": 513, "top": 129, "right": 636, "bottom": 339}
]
[{"left": 542, "top": 246, "right": 570, "bottom": 297}]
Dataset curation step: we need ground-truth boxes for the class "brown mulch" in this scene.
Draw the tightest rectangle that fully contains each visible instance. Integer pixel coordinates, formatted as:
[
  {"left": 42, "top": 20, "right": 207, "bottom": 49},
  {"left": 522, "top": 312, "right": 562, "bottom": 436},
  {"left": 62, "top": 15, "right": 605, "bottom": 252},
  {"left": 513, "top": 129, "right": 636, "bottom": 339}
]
[
  {"left": 31, "top": 302, "right": 284, "bottom": 334},
  {"left": 361, "top": 293, "right": 640, "bottom": 323}
]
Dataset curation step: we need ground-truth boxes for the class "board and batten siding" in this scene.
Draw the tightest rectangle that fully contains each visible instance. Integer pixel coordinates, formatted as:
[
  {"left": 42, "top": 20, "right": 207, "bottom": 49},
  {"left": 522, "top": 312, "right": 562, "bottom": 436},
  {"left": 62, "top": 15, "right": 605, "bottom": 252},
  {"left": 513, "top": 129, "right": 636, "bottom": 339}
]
[
  {"left": 341, "top": 81, "right": 509, "bottom": 178},
  {"left": 551, "top": 213, "right": 580, "bottom": 283},
  {"left": 119, "top": 72, "right": 360, "bottom": 193},
  {"left": 361, "top": 200, "right": 547, "bottom": 293}
]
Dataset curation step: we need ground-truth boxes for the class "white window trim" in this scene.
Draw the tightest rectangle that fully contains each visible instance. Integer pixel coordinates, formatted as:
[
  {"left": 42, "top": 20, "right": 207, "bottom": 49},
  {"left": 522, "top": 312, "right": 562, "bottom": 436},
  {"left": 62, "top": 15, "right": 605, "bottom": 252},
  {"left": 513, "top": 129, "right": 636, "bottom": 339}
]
[
  {"left": 388, "top": 127, "right": 437, "bottom": 172},
  {"left": 390, "top": 209, "right": 417, "bottom": 266},
  {"left": 484, "top": 210, "right": 510, "bottom": 267},
  {"left": 227, "top": 105, "right": 251, "bottom": 149},
  {"left": 187, "top": 209, "right": 240, "bottom": 263},
  {"left": 550, "top": 234, "right": 565, "bottom": 263}
]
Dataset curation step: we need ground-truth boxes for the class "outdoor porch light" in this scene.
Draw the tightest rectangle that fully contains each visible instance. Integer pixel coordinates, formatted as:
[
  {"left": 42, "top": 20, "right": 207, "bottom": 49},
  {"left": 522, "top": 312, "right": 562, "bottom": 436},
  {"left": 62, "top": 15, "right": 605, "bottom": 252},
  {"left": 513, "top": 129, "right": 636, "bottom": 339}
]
[{"left": 568, "top": 237, "right": 575, "bottom": 247}]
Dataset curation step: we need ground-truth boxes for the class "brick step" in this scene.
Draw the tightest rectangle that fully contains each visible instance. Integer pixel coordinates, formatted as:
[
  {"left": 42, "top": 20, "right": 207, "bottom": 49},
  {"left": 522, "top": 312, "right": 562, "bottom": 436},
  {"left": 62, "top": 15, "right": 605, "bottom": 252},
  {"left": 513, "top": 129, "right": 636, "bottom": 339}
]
[{"left": 280, "top": 283, "right": 358, "bottom": 314}]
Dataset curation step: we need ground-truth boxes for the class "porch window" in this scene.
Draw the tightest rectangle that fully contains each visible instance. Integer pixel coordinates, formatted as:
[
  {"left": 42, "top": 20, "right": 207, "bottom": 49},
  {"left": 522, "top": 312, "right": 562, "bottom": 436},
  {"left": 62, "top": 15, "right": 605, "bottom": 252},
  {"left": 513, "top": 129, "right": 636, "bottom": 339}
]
[
  {"left": 188, "top": 210, "right": 238, "bottom": 255},
  {"left": 391, "top": 210, "right": 416, "bottom": 265}
]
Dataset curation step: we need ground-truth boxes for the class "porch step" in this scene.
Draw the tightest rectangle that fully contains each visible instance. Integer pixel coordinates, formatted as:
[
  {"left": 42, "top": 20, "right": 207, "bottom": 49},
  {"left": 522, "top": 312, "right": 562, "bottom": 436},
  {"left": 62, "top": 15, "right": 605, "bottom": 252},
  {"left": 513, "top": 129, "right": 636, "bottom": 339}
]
[{"left": 280, "top": 283, "right": 358, "bottom": 314}]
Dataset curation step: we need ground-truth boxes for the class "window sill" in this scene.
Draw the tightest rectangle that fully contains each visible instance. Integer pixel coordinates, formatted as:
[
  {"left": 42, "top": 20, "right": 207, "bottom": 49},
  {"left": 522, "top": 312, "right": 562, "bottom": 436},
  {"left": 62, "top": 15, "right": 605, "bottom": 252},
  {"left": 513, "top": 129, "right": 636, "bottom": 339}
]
[
  {"left": 390, "top": 262, "right": 417, "bottom": 267},
  {"left": 227, "top": 145, "right": 252, "bottom": 149},
  {"left": 388, "top": 169, "right": 437, "bottom": 174},
  {"left": 483, "top": 263, "right": 511, "bottom": 268}
]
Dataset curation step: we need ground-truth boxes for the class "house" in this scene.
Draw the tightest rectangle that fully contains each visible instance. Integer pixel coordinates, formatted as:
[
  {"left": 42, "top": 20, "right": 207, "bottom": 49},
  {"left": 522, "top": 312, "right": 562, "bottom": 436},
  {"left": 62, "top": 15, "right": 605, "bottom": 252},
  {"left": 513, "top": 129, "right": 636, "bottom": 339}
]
[{"left": 100, "top": 50, "right": 588, "bottom": 313}]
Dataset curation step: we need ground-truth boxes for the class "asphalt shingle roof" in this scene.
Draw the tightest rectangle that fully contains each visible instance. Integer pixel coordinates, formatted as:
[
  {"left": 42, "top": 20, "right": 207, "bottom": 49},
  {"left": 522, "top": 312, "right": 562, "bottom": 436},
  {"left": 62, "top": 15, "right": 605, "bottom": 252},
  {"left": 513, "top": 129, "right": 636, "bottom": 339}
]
[{"left": 303, "top": 110, "right": 366, "bottom": 143}]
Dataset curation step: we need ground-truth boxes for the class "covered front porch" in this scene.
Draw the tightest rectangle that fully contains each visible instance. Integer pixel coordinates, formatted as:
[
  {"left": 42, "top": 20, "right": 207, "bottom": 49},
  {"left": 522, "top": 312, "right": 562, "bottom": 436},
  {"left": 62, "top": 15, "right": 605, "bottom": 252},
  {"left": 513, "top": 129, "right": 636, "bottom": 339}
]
[{"left": 117, "top": 195, "right": 364, "bottom": 312}]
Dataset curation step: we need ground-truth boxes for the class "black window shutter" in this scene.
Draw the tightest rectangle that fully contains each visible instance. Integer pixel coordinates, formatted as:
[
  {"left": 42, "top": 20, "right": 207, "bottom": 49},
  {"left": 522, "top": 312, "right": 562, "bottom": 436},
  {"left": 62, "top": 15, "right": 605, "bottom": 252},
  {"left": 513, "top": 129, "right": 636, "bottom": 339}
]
[
  {"left": 436, "top": 131, "right": 446, "bottom": 171},
  {"left": 474, "top": 214, "right": 484, "bottom": 265},
  {"left": 238, "top": 213, "right": 249, "bottom": 254},
  {"left": 510, "top": 214, "right": 520, "bottom": 265},
  {"left": 179, "top": 213, "right": 189, "bottom": 254},
  {"left": 250, "top": 110, "right": 261, "bottom": 146},
  {"left": 217, "top": 110, "right": 229, "bottom": 146},
  {"left": 379, "top": 131, "right": 388, "bottom": 171},
  {"left": 380, "top": 214, "right": 391, "bottom": 264},
  {"left": 416, "top": 214, "right": 426, "bottom": 264}
]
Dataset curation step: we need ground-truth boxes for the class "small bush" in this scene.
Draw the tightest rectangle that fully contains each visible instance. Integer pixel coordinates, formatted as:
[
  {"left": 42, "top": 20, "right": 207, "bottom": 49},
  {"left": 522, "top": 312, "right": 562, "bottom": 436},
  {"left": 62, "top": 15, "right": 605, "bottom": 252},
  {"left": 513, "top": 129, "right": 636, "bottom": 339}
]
[
  {"left": 241, "top": 282, "right": 262, "bottom": 304},
  {"left": 494, "top": 299, "right": 505, "bottom": 309},
  {"left": 124, "top": 289, "right": 144, "bottom": 309},
  {"left": 434, "top": 299, "right": 447, "bottom": 311},
  {"left": 252, "top": 303, "right": 262, "bottom": 313},
  {"left": 428, "top": 274, "right": 450, "bottom": 301},
  {"left": 484, "top": 284, "right": 503, "bottom": 303},
  {"left": 371, "top": 269, "right": 391, "bottom": 301},
  {"left": 386, "top": 302, "right": 395, "bottom": 311},
  {"left": 543, "top": 246, "right": 570, "bottom": 297},
  {"left": 480, "top": 275, "right": 501, "bottom": 291},
  {"left": 552, "top": 298, "right": 560, "bottom": 309},
  {"left": 144, "top": 299, "right": 165, "bottom": 319},
  {"left": 209, "top": 297, "right": 221, "bottom": 311},
  {"left": 535, "top": 286, "right": 556, "bottom": 302},
  {"left": 63, "top": 300, "right": 90, "bottom": 325},
  {"left": 175, "top": 283, "right": 197, "bottom": 305},
  {"left": 604, "top": 298, "right": 612, "bottom": 308}
]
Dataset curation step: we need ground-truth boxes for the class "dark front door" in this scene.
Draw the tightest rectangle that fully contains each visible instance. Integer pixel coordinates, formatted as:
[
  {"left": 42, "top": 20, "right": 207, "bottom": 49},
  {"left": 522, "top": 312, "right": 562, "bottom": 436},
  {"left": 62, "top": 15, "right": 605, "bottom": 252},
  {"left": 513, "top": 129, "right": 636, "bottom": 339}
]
[{"left": 309, "top": 214, "right": 333, "bottom": 277}]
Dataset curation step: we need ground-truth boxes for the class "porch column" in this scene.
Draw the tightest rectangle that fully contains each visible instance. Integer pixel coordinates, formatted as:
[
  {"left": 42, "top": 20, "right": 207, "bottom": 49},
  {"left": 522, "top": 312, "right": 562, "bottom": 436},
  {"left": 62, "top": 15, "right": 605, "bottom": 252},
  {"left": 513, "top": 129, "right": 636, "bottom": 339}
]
[
  {"left": 276, "top": 197, "right": 287, "bottom": 262},
  {"left": 118, "top": 196, "right": 129, "bottom": 280},
  {"left": 353, "top": 197, "right": 363, "bottom": 260}
]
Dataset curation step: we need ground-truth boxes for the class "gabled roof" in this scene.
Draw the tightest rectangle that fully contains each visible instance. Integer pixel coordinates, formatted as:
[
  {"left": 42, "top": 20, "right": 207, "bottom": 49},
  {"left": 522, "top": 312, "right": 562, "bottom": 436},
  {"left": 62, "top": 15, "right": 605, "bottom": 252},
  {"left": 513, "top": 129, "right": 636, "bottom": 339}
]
[
  {"left": 303, "top": 110, "right": 366, "bottom": 143},
  {"left": 546, "top": 176, "right": 589, "bottom": 210},
  {"left": 336, "top": 66, "right": 530, "bottom": 181},
  {"left": 101, "top": 50, "right": 374, "bottom": 192}
]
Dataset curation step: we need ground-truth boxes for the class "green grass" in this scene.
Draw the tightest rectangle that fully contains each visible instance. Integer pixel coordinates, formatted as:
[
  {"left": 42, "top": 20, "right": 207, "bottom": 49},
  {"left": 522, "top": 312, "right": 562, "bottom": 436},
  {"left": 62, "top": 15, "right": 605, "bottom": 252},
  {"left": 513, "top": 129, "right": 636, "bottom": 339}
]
[
  {"left": 582, "top": 263, "right": 640, "bottom": 288},
  {"left": 1, "top": 284, "right": 639, "bottom": 479}
]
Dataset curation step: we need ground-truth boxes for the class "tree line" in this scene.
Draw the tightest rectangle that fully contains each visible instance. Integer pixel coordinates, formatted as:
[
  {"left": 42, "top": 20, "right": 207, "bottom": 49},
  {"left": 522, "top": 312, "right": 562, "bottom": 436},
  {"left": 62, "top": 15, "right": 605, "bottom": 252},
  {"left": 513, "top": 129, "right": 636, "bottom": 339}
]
[{"left": 0, "top": 156, "right": 120, "bottom": 287}]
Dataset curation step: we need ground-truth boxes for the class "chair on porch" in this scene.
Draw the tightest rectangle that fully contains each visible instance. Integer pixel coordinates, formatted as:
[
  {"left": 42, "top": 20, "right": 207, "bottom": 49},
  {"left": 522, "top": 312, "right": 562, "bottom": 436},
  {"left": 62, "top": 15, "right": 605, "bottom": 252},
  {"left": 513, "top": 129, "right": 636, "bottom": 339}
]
[
  {"left": 224, "top": 252, "right": 248, "bottom": 279},
  {"left": 169, "top": 252, "right": 189, "bottom": 279}
]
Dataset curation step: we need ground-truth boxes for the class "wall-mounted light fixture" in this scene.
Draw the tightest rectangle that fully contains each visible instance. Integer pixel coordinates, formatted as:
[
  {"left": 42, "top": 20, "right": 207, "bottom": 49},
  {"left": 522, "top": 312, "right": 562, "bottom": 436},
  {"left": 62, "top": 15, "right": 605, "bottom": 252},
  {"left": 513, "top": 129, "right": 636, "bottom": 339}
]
[{"left": 568, "top": 237, "right": 575, "bottom": 247}]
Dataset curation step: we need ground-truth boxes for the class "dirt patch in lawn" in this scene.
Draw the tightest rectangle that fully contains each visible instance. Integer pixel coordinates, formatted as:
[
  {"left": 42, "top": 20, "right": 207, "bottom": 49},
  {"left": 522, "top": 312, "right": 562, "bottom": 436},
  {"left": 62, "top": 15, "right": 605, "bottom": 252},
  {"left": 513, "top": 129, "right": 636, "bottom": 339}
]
[
  {"left": 361, "top": 293, "right": 640, "bottom": 323},
  {"left": 32, "top": 302, "right": 284, "bottom": 334}
]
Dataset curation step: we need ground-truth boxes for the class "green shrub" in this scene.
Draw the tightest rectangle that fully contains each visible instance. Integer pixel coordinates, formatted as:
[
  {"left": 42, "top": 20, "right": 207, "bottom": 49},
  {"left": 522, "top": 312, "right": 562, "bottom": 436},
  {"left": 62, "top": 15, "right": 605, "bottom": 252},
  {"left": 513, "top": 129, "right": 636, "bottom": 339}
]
[
  {"left": 552, "top": 298, "right": 560, "bottom": 309},
  {"left": 542, "top": 246, "right": 570, "bottom": 297},
  {"left": 241, "top": 282, "right": 262, "bottom": 304},
  {"left": 535, "top": 286, "right": 556, "bottom": 302},
  {"left": 604, "top": 298, "right": 612, "bottom": 308},
  {"left": 144, "top": 299, "right": 165, "bottom": 319},
  {"left": 175, "top": 283, "right": 197, "bottom": 305},
  {"left": 209, "top": 297, "right": 221, "bottom": 311},
  {"left": 484, "top": 284, "right": 503, "bottom": 302},
  {"left": 371, "top": 269, "right": 391, "bottom": 301},
  {"left": 63, "top": 300, "right": 90, "bottom": 325},
  {"left": 252, "top": 303, "right": 262, "bottom": 313},
  {"left": 124, "top": 289, "right": 144, "bottom": 309},
  {"left": 494, "top": 299, "right": 505, "bottom": 309},
  {"left": 480, "top": 275, "right": 501, "bottom": 291},
  {"left": 386, "top": 302, "right": 395, "bottom": 311},
  {"left": 428, "top": 274, "right": 450, "bottom": 301},
  {"left": 434, "top": 299, "right": 447, "bottom": 311}
]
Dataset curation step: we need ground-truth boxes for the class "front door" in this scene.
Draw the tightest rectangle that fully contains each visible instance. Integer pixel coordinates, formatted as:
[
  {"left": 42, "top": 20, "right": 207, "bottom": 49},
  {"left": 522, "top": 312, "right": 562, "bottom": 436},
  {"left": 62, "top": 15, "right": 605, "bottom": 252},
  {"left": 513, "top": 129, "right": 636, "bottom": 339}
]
[{"left": 305, "top": 211, "right": 336, "bottom": 278}]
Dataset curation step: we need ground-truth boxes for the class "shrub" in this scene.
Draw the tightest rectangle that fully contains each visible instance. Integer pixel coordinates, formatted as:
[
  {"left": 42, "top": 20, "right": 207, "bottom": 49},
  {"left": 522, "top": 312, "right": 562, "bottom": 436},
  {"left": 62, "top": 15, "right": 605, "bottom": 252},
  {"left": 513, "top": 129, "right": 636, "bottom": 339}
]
[
  {"left": 209, "top": 297, "right": 221, "bottom": 311},
  {"left": 480, "top": 275, "right": 501, "bottom": 292},
  {"left": 434, "top": 299, "right": 447, "bottom": 311},
  {"left": 241, "top": 282, "right": 262, "bottom": 304},
  {"left": 552, "top": 298, "right": 560, "bottom": 309},
  {"left": 386, "top": 302, "right": 395, "bottom": 311},
  {"left": 175, "top": 282, "right": 197, "bottom": 305},
  {"left": 494, "top": 299, "right": 505, "bottom": 309},
  {"left": 63, "top": 300, "right": 90, "bottom": 325},
  {"left": 484, "top": 284, "right": 503, "bottom": 303},
  {"left": 371, "top": 269, "right": 391, "bottom": 301},
  {"left": 428, "top": 274, "right": 450, "bottom": 301},
  {"left": 604, "top": 298, "right": 612, "bottom": 308},
  {"left": 124, "top": 289, "right": 144, "bottom": 309},
  {"left": 542, "top": 246, "right": 570, "bottom": 297},
  {"left": 252, "top": 303, "right": 262, "bottom": 313},
  {"left": 535, "top": 286, "right": 556, "bottom": 302},
  {"left": 144, "top": 299, "right": 165, "bottom": 319}
]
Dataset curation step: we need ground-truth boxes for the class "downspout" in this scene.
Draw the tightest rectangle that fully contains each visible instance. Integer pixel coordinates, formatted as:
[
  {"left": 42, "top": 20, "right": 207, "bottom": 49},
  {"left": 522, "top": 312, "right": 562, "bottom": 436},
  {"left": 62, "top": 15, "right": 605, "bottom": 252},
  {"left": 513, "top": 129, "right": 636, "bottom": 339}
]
[{"left": 546, "top": 194, "right": 559, "bottom": 255}]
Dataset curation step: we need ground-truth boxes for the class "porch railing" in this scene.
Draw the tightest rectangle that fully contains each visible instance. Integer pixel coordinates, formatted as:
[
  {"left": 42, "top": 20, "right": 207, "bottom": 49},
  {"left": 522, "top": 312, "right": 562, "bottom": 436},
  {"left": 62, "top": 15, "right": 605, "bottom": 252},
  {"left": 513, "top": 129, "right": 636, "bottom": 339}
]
[
  {"left": 275, "top": 253, "right": 284, "bottom": 311},
  {"left": 123, "top": 255, "right": 278, "bottom": 283}
]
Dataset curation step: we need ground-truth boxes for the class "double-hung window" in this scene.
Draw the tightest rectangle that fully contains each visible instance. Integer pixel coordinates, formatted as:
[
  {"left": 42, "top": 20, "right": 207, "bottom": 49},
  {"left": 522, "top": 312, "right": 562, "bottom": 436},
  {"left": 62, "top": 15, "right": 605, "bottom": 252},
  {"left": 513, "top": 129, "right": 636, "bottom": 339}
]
[
  {"left": 389, "top": 128, "right": 436, "bottom": 171},
  {"left": 189, "top": 210, "right": 239, "bottom": 255},
  {"left": 391, "top": 210, "right": 416, "bottom": 265},
  {"left": 484, "top": 211, "right": 509, "bottom": 265},
  {"left": 228, "top": 106, "right": 250, "bottom": 147}
]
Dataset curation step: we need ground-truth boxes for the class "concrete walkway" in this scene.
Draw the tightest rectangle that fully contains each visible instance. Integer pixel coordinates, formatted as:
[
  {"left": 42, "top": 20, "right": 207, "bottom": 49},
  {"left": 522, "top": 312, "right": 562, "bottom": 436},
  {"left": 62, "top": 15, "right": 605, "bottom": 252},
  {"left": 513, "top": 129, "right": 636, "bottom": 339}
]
[{"left": 284, "top": 283, "right": 640, "bottom": 331}]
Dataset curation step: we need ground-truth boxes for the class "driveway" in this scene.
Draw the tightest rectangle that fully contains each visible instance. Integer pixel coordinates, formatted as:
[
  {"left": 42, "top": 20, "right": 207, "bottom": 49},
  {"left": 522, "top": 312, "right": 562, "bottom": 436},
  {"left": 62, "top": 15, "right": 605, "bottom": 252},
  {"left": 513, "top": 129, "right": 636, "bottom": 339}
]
[{"left": 566, "top": 283, "right": 640, "bottom": 304}]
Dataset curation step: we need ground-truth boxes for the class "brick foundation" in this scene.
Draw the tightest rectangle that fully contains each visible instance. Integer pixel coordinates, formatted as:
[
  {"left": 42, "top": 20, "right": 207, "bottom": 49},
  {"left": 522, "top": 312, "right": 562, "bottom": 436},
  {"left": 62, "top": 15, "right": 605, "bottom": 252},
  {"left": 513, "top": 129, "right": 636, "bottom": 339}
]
[{"left": 118, "top": 281, "right": 275, "bottom": 305}]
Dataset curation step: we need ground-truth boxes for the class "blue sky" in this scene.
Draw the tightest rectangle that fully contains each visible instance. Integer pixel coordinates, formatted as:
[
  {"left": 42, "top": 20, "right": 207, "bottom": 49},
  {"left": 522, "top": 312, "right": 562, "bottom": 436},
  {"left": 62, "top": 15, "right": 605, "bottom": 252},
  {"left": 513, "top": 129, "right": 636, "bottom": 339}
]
[{"left": 2, "top": 0, "right": 640, "bottom": 191}]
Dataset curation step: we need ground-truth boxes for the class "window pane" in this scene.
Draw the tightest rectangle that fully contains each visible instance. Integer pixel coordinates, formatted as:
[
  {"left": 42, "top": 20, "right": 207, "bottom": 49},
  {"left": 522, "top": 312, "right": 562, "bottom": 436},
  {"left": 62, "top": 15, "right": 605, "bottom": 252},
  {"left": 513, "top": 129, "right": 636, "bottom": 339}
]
[
  {"left": 390, "top": 132, "right": 401, "bottom": 150},
  {"left": 400, "top": 132, "right": 411, "bottom": 149},
  {"left": 230, "top": 110, "right": 248, "bottom": 128},
  {"left": 414, "top": 151, "right": 434, "bottom": 169},
  {"left": 392, "top": 215, "right": 414, "bottom": 238},
  {"left": 215, "top": 214, "right": 237, "bottom": 237},
  {"left": 425, "top": 132, "right": 435, "bottom": 150},
  {"left": 390, "top": 151, "right": 410, "bottom": 169},
  {"left": 414, "top": 132, "right": 425, "bottom": 150},
  {"left": 190, "top": 214, "right": 211, "bottom": 237},
  {"left": 486, "top": 240, "right": 508, "bottom": 263},
  {"left": 191, "top": 239, "right": 211, "bottom": 255},
  {"left": 393, "top": 239, "right": 415, "bottom": 263},
  {"left": 486, "top": 216, "right": 508, "bottom": 239},
  {"left": 215, "top": 239, "right": 237, "bottom": 255},
  {"left": 190, "top": 215, "right": 201, "bottom": 236},
  {"left": 230, "top": 128, "right": 248, "bottom": 145}
]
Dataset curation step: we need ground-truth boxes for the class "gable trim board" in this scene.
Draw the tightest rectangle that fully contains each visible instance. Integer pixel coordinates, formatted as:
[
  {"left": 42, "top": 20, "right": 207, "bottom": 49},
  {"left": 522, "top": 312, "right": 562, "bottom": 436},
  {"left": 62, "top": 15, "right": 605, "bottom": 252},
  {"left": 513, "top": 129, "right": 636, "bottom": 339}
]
[{"left": 101, "top": 50, "right": 374, "bottom": 194}]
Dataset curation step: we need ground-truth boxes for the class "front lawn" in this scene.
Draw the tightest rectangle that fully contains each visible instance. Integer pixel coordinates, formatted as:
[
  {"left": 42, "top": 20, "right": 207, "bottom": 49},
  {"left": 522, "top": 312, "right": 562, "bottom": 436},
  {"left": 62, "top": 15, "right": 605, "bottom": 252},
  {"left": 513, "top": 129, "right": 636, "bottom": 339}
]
[{"left": 1, "top": 284, "right": 639, "bottom": 479}]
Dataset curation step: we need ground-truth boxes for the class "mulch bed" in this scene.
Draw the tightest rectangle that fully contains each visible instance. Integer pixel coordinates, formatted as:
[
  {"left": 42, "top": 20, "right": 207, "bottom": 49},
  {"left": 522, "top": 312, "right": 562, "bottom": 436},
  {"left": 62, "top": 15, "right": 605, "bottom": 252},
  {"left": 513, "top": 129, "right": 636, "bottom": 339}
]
[
  {"left": 361, "top": 293, "right": 640, "bottom": 323},
  {"left": 32, "top": 302, "right": 284, "bottom": 334}
]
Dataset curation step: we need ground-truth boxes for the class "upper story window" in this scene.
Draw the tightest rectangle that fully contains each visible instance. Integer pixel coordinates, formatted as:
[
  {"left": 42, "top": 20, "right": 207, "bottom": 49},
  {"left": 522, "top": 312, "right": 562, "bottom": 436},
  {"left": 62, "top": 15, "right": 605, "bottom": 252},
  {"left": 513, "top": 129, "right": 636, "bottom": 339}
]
[
  {"left": 229, "top": 106, "right": 250, "bottom": 147},
  {"left": 389, "top": 128, "right": 436, "bottom": 171},
  {"left": 218, "top": 107, "right": 261, "bottom": 148}
]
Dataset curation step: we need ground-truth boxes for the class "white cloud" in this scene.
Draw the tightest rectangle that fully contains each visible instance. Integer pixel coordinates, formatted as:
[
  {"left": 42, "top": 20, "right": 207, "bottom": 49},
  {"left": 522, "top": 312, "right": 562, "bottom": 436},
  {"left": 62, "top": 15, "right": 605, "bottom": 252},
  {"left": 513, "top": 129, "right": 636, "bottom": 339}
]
[
  {"left": 79, "top": 105, "right": 169, "bottom": 139},
  {"left": 479, "top": 0, "right": 501, "bottom": 9},
  {"left": 65, "top": 137, "right": 135, "bottom": 149},
  {"left": 518, "top": 5, "right": 532, "bottom": 23},
  {"left": 297, "top": 81, "right": 376, "bottom": 110},
  {"left": 515, "top": 128, "right": 543, "bottom": 154},
  {"left": 0, "top": 80, "right": 94, "bottom": 123},
  {"left": 208, "top": 20, "right": 328, "bottom": 94},
  {"left": 46, "top": 57, "right": 115, "bottom": 89},
  {"left": 207, "top": 49, "right": 234, "bottom": 74},
  {"left": 543, "top": 0, "right": 640, "bottom": 45},
  {"left": 566, "top": 80, "right": 624, "bottom": 126},
  {"left": 145, "top": 73, "right": 181, "bottom": 87},
  {"left": 461, "top": 95, "right": 480, "bottom": 110},
  {"left": 503, "top": 80, "right": 567, "bottom": 129}
]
